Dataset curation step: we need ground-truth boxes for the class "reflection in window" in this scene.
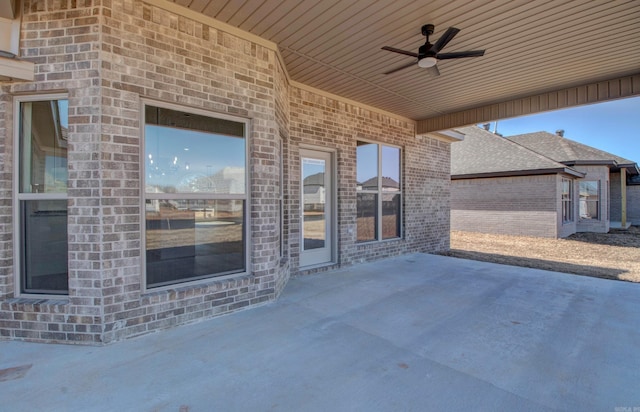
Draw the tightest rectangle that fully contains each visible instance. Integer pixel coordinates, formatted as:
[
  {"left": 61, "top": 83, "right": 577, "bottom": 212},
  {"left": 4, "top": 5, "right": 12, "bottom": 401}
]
[
  {"left": 302, "top": 158, "right": 326, "bottom": 250},
  {"left": 356, "top": 142, "right": 401, "bottom": 241},
  {"left": 382, "top": 193, "right": 401, "bottom": 239},
  {"left": 21, "top": 200, "right": 68, "bottom": 294},
  {"left": 145, "top": 199, "right": 245, "bottom": 287},
  {"left": 145, "top": 106, "right": 245, "bottom": 195},
  {"left": 356, "top": 142, "right": 378, "bottom": 191},
  {"left": 20, "top": 100, "right": 68, "bottom": 193},
  {"left": 357, "top": 193, "right": 377, "bottom": 241},
  {"left": 561, "top": 179, "right": 573, "bottom": 223},
  {"left": 144, "top": 105, "right": 247, "bottom": 288},
  {"left": 17, "top": 97, "right": 69, "bottom": 294},
  {"left": 579, "top": 180, "right": 599, "bottom": 220}
]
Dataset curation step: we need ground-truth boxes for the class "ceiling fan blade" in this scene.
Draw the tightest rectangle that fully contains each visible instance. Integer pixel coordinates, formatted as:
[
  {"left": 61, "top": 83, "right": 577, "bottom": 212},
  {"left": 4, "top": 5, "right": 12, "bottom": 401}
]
[
  {"left": 436, "top": 50, "right": 485, "bottom": 59},
  {"left": 381, "top": 46, "right": 419, "bottom": 58},
  {"left": 429, "top": 27, "right": 460, "bottom": 53},
  {"left": 428, "top": 64, "right": 440, "bottom": 76},
  {"left": 383, "top": 61, "right": 416, "bottom": 75}
]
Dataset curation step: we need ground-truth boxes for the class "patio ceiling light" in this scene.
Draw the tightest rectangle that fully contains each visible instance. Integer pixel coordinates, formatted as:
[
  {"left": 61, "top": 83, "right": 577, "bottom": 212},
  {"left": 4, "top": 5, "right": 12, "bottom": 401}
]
[{"left": 418, "top": 56, "right": 437, "bottom": 68}]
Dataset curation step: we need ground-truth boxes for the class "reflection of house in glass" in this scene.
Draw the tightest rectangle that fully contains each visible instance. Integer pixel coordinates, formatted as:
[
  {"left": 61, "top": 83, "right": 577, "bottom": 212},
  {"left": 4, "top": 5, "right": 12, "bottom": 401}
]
[
  {"left": 146, "top": 167, "right": 245, "bottom": 215},
  {"left": 357, "top": 176, "right": 401, "bottom": 220},
  {"left": 579, "top": 181, "right": 600, "bottom": 219},
  {"left": 303, "top": 172, "right": 325, "bottom": 211},
  {"left": 356, "top": 176, "right": 401, "bottom": 240},
  {"left": 357, "top": 176, "right": 400, "bottom": 192}
]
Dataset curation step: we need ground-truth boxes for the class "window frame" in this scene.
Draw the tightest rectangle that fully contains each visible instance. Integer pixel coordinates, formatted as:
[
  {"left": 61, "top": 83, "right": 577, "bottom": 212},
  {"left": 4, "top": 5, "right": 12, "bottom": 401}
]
[
  {"left": 579, "top": 180, "right": 600, "bottom": 221},
  {"left": 13, "top": 93, "right": 69, "bottom": 297},
  {"left": 561, "top": 178, "right": 574, "bottom": 224},
  {"left": 140, "top": 100, "right": 251, "bottom": 291},
  {"left": 279, "top": 135, "right": 285, "bottom": 259},
  {"left": 356, "top": 140, "right": 403, "bottom": 243}
]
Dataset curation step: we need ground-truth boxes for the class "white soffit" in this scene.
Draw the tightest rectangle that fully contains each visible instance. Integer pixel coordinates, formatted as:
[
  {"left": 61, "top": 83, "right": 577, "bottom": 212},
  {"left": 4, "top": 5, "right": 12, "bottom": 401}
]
[{"left": 165, "top": 1, "right": 640, "bottom": 123}]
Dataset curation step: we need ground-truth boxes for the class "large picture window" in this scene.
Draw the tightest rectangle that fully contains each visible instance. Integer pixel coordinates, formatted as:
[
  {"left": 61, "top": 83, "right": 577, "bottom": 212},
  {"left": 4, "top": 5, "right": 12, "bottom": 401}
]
[
  {"left": 356, "top": 141, "right": 401, "bottom": 242},
  {"left": 579, "top": 180, "right": 600, "bottom": 220},
  {"left": 15, "top": 96, "right": 69, "bottom": 294},
  {"left": 561, "top": 178, "right": 573, "bottom": 223},
  {"left": 144, "top": 105, "right": 247, "bottom": 288}
]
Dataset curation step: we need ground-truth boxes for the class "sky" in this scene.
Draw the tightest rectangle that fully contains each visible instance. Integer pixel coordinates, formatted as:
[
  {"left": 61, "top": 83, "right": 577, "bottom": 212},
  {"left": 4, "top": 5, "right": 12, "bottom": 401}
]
[
  {"left": 484, "top": 95, "right": 640, "bottom": 164},
  {"left": 145, "top": 125, "right": 245, "bottom": 190}
]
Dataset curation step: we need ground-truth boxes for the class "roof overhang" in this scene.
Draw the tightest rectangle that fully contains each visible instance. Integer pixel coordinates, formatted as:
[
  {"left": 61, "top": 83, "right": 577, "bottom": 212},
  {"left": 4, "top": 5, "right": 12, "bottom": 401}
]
[
  {"left": 422, "top": 129, "right": 465, "bottom": 143},
  {"left": 563, "top": 160, "right": 617, "bottom": 166},
  {"left": 564, "top": 160, "right": 640, "bottom": 176},
  {"left": 452, "top": 167, "right": 585, "bottom": 180},
  {"left": 417, "top": 74, "right": 640, "bottom": 133},
  {"left": 615, "top": 163, "right": 640, "bottom": 176},
  {"left": 156, "top": 0, "right": 640, "bottom": 131}
]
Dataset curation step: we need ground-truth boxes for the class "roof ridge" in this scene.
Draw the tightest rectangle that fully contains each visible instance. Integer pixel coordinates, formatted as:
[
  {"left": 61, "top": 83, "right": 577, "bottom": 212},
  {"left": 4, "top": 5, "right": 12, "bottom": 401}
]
[
  {"left": 502, "top": 133, "right": 578, "bottom": 170},
  {"left": 452, "top": 126, "right": 581, "bottom": 176},
  {"left": 507, "top": 131, "right": 636, "bottom": 165}
]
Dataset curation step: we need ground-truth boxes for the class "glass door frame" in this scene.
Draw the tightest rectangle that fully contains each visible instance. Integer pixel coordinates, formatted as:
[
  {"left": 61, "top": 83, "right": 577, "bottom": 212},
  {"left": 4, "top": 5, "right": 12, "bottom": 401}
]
[{"left": 299, "top": 147, "right": 336, "bottom": 268}]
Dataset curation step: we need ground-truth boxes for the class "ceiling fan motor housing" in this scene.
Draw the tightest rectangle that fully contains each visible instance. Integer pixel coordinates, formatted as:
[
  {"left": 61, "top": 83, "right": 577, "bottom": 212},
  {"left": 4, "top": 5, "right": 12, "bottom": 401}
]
[
  {"left": 421, "top": 24, "right": 435, "bottom": 36},
  {"left": 418, "top": 43, "right": 434, "bottom": 58}
]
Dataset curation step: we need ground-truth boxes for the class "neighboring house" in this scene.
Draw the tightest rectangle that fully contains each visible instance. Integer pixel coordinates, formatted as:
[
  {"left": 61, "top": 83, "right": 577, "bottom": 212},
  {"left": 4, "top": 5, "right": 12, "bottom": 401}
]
[
  {"left": 506, "top": 131, "right": 640, "bottom": 229},
  {"left": 0, "top": 1, "right": 458, "bottom": 344},
  {"left": 451, "top": 126, "right": 640, "bottom": 238},
  {"left": 303, "top": 172, "right": 326, "bottom": 211}
]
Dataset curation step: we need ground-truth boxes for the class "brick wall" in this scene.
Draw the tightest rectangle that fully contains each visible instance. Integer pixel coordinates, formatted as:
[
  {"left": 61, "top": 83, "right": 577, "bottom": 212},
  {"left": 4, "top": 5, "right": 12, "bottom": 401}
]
[
  {"left": 628, "top": 184, "right": 640, "bottom": 225},
  {"left": 289, "top": 87, "right": 451, "bottom": 272},
  {"left": 451, "top": 174, "right": 560, "bottom": 238},
  {"left": 610, "top": 172, "right": 623, "bottom": 222},
  {"left": 610, "top": 171, "right": 640, "bottom": 226},
  {"left": 1, "top": 0, "right": 104, "bottom": 343},
  {"left": 98, "top": 0, "right": 283, "bottom": 342},
  {"left": 1, "top": 0, "right": 454, "bottom": 344},
  {"left": 274, "top": 56, "right": 291, "bottom": 296}
]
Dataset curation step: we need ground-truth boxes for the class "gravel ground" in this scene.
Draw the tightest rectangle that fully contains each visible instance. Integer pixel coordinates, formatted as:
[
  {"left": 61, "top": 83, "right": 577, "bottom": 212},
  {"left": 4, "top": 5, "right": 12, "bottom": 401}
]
[{"left": 443, "top": 226, "right": 640, "bottom": 282}]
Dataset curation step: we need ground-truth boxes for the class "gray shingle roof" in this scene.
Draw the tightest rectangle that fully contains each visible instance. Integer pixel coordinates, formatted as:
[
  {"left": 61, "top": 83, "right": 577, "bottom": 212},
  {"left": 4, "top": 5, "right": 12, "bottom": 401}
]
[
  {"left": 451, "top": 126, "right": 578, "bottom": 177},
  {"left": 506, "top": 131, "right": 636, "bottom": 167}
]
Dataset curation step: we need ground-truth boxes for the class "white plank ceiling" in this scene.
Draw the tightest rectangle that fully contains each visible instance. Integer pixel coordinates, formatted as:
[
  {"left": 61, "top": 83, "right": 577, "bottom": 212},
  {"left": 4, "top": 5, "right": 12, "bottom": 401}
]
[{"left": 170, "top": 0, "right": 640, "bottom": 121}]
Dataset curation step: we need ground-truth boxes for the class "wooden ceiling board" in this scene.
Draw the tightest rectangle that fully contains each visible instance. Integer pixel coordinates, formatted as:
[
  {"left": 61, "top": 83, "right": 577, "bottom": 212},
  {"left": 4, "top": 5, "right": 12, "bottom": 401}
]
[
  {"left": 168, "top": 0, "right": 640, "bottom": 121},
  {"left": 309, "top": 0, "right": 461, "bottom": 65},
  {"left": 242, "top": 0, "right": 306, "bottom": 35},
  {"left": 276, "top": 0, "right": 373, "bottom": 49},
  {"left": 228, "top": 0, "right": 282, "bottom": 31},
  {"left": 184, "top": 0, "right": 210, "bottom": 12},
  {"left": 258, "top": 0, "right": 343, "bottom": 42},
  {"left": 306, "top": 2, "right": 546, "bottom": 86},
  {"left": 356, "top": 1, "right": 612, "bottom": 80},
  {"left": 283, "top": 0, "right": 406, "bottom": 54}
]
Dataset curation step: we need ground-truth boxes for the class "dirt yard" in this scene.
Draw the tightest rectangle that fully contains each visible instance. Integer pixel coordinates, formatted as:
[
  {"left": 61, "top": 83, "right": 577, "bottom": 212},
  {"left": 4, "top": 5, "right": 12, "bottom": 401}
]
[{"left": 444, "top": 226, "right": 640, "bottom": 283}]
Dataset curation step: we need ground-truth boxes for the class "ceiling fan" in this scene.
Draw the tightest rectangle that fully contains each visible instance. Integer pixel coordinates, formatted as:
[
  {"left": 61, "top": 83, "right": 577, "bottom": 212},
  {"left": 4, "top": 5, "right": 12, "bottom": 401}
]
[{"left": 381, "top": 24, "right": 485, "bottom": 75}]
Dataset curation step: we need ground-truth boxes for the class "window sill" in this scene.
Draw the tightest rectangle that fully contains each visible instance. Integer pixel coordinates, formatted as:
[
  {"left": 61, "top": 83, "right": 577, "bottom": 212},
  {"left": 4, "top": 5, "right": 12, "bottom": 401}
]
[
  {"left": 1, "top": 296, "right": 69, "bottom": 311},
  {"left": 356, "top": 237, "right": 403, "bottom": 246},
  {"left": 143, "top": 271, "right": 253, "bottom": 297}
]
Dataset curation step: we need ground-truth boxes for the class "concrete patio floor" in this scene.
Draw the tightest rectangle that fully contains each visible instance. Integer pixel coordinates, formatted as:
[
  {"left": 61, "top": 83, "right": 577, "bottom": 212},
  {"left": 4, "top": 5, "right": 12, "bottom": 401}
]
[{"left": 1, "top": 253, "right": 640, "bottom": 411}]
